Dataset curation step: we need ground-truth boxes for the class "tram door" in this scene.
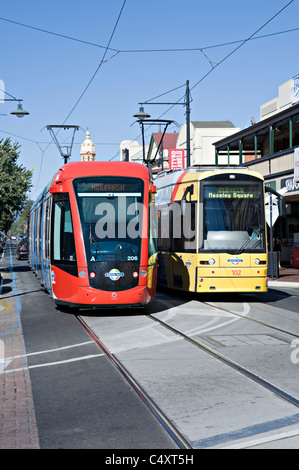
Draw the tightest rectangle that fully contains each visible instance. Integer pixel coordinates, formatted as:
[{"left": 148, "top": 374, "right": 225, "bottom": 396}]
[{"left": 43, "top": 196, "right": 52, "bottom": 294}]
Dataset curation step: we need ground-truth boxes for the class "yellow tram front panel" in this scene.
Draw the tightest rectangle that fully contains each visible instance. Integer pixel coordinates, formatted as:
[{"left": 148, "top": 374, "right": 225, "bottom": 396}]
[
  {"left": 161, "top": 252, "right": 268, "bottom": 293},
  {"left": 196, "top": 253, "right": 268, "bottom": 293}
]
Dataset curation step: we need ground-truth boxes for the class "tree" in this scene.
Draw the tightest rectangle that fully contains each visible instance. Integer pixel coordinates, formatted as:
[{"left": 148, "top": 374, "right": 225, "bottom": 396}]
[
  {"left": 0, "top": 138, "right": 33, "bottom": 232},
  {"left": 10, "top": 199, "right": 33, "bottom": 235}
]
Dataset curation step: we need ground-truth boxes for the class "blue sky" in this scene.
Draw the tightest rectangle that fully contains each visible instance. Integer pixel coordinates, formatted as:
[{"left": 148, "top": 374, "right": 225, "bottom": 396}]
[{"left": 0, "top": 0, "right": 298, "bottom": 199}]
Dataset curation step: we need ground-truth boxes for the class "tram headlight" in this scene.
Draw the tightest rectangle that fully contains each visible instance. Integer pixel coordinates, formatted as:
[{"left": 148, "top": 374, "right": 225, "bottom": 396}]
[
  {"left": 208, "top": 258, "right": 215, "bottom": 265},
  {"left": 255, "top": 258, "right": 261, "bottom": 265}
]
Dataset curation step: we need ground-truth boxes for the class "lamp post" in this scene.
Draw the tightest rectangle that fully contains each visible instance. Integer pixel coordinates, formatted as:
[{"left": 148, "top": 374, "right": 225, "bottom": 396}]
[
  {"left": 133, "top": 107, "right": 174, "bottom": 171},
  {"left": 1, "top": 89, "right": 30, "bottom": 117},
  {"left": 133, "top": 106, "right": 151, "bottom": 165},
  {"left": 0, "top": 99, "right": 30, "bottom": 118}
]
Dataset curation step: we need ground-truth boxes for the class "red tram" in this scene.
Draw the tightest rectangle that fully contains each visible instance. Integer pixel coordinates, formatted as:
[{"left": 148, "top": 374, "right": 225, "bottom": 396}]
[{"left": 28, "top": 161, "right": 158, "bottom": 309}]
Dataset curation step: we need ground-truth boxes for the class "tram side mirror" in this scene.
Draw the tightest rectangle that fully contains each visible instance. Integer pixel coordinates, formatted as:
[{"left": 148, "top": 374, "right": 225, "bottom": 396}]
[
  {"left": 265, "top": 185, "right": 286, "bottom": 217},
  {"left": 278, "top": 198, "right": 286, "bottom": 217},
  {"left": 181, "top": 184, "right": 194, "bottom": 216}
]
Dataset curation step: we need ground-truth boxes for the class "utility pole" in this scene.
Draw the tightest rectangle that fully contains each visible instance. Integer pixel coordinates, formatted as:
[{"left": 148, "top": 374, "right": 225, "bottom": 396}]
[
  {"left": 186, "top": 80, "right": 191, "bottom": 167},
  {"left": 138, "top": 79, "right": 191, "bottom": 168}
]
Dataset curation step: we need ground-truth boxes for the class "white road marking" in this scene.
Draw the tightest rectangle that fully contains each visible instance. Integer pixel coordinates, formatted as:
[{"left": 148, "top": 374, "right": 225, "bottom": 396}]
[{"left": 222, "top": 428, "right": 299, "bottom": 449}]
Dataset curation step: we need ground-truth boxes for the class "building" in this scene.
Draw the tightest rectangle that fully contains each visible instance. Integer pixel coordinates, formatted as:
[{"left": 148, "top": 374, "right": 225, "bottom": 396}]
[
  {"left": 147, "top": 132, "right": 178, "bottom": 171},
  {"left": 120, "top": 139, "right": 148, "bottom": 164},
  {"left": 177, "top": 121, "right": 240, "bottom": 166},
  {"left": 121, "top": 122, "right": 240, "bottom": 169},
  {"left": 80, "top": 131, "right": 96, "bottom": 161},
  {"left": 213, "top": 76, "right": 299, "bottom": 266}
]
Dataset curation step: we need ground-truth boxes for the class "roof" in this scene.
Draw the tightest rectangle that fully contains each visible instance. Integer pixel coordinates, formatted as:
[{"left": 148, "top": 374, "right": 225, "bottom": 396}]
[
  {"left": 152, "top": 132, "right": 178, "bottom": 149},
  {"left": 214, "top": 101, "right": 299, "bottom": 149},
  {"left": 191, "top": 121, "right": 236, "bottom": 128}
]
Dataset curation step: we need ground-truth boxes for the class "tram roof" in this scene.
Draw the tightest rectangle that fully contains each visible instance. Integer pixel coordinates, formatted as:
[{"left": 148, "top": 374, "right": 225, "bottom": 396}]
[
  {"left": 154, "top": 166, "right": 264, "bottom": 189},
  {"left": 53, "top": 161, "right": 150, "bottom": 181}
]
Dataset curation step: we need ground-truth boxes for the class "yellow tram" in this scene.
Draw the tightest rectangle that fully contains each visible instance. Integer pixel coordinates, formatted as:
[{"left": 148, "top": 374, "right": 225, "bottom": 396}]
[{"left": 155, "top": 167, "right": 268, "bottom": 293}]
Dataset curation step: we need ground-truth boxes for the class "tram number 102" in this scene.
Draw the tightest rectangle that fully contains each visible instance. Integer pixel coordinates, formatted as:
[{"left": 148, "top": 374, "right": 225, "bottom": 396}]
[{"left": 232, "top": 269, "right": 242, "bottom": 276}]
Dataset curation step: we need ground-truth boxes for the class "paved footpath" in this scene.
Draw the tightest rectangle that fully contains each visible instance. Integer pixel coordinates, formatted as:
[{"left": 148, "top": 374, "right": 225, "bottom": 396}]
[{"left": 0, "top": 252, "right": 40, "bottom": 449}]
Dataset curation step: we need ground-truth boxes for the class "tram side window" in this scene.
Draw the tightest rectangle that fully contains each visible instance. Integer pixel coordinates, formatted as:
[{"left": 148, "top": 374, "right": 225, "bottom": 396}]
[{"left": 53, "top": 198, "right": 76, "bottom": 263}]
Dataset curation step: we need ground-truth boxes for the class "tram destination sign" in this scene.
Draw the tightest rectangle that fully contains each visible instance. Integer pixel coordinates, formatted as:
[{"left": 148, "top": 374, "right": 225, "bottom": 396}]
[
  {"left": 74, "top": 178, "right": 142, "bottom": 194},
  {"left": 205, "top": 186, "right": 255, "bottom": 199}
]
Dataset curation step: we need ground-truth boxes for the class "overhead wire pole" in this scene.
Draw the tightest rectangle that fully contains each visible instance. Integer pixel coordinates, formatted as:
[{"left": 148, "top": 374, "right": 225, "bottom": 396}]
[
  {"left": 139, "top": 80, "right": 191, "bottom": 167},
  {"left": 186, "top": 80, "right": 191, "bottom": 167}
]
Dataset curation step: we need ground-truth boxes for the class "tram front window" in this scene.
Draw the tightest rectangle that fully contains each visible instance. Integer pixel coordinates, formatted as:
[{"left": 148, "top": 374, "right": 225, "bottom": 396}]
[
  {"left": 73, "top": 177, "right": 144, "bottom": 263},
  {"left": 201, "top": 181, "right": 266, "bottom": 253}
]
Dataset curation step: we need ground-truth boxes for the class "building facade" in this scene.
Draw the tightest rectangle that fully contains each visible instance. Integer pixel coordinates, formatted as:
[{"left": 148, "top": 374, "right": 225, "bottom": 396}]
[
  {"left": 214, "top": 76, "right": 299, "bottom": 266},
  {"left": 177, "top": 121, "right": 240, "bottom": 166}
]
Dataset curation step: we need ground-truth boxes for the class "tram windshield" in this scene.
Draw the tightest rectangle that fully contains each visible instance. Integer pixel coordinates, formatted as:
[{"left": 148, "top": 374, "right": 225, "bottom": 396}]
[
  {"left": 73, "top": 177, "right": 144, "bottom": 263},
  {"left": 201, "top": 180, "right": 266, "bottom": 253}
]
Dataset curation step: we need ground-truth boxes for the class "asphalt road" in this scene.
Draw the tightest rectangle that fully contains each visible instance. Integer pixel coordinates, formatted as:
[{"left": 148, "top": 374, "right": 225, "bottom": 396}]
[{"left": 13, "top": 259, "right": 178, "bottom": 449}]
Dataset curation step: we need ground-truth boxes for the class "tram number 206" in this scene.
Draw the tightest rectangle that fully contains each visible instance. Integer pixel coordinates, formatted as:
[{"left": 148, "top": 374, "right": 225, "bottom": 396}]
[{"left": 232, "top": 269, "right": 242, "bottom": 276}]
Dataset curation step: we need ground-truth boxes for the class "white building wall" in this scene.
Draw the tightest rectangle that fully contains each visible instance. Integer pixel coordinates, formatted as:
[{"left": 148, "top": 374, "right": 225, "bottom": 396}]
[
  {"left": 177, "top": 122, "right": 240, "bottom": 166},
  {"left": 120, "top": 140, "right": 148, "bottom": 163},
  {"left": 260, "top": 78, "right": 295, "bottom": 120}
]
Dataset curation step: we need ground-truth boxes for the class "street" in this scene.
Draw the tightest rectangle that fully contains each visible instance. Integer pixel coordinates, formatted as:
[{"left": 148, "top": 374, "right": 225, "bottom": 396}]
[{"left": 1, "top": 244, "right": 299, "bottom": 449}]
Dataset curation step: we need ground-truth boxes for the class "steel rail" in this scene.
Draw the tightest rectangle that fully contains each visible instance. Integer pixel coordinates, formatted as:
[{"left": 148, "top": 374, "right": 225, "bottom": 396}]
[
  {"left": 203, "top": 301, "right": 299, "bottom": 339},
  {"left": 77, "top": 315, "right": 192, "bottom": 450},
  {"left": 147, "top": 313, "right": 299, "bottom": 409}
]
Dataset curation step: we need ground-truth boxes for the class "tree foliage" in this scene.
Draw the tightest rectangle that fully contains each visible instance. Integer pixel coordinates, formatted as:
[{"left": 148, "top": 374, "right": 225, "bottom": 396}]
[{"left": 0, "top": 138, "right": 33, "bottom": 232}]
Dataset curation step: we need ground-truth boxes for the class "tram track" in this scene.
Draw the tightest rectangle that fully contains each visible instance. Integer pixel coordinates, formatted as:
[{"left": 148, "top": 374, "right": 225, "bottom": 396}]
[
  {"left": 202, "top": 300, "right": 299, "bottom": 340},
  {"left": 77, "top": 315, "right": 192, "bottom": 450},
  {"left": 146, "top": 310, "right": 299, "bottom": 410},
  {"left": 77, "top": 295, "right": 299, "bottom": 449}
]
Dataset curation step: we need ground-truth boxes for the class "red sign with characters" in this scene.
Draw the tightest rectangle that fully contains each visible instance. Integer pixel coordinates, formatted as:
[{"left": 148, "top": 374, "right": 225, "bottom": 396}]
[{"left": 169, "top": 149, "right": 185, "bottom": 169}]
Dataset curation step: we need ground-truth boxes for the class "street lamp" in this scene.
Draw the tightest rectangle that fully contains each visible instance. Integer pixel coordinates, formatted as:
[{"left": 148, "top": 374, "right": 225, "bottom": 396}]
[
  {"left": 0, "top": 88, "right": 30, "bottom": 117},
  {"left": 10, "top": 101, "right": 30, "bottom": 118},
  {"left": 133, "top": 106, "right": 151, "bottom": 121},
  {"left": 133, "top": 107, "right": 175, "bottom": 169}
]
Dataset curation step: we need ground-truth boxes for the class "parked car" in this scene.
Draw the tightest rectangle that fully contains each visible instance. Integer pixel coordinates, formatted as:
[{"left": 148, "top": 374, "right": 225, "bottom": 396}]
[{"left": 16, "top": 238, "right": 28, "bottom": 260}]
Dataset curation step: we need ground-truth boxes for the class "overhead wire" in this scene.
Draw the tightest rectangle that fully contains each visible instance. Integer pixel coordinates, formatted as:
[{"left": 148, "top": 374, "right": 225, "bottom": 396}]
[
  {"left": 30, "top": 0, "right": 127, "bottom": 189},
  {"left": 0, "top": 1, "right": 296, "bottom": 170},
  {"left": 139, "top": 0, "right": 295, "bottom": 123},
  {"left": 0, "top": 15, "right": 299, "bottom": 55},
  {"left": 62, "top": 0, "right": 126, "bottom": 124},
  {"left": 114, "top": 0, "right": 295, "bottom": 162}
]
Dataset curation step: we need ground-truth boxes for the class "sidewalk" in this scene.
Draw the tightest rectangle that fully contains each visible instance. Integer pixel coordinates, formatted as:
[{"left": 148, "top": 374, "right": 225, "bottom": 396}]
[
  {"left": 0, "top": 255, "right": 40, "bottom": 449},
  {"left": 268, "top": 267, "right": 299, "bottom": 288}
]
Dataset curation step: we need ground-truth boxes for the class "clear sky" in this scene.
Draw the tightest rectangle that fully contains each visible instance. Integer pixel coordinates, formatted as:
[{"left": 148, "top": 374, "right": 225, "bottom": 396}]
[{"left": 0, "top": 0, "right": 298, "bottom": 199}]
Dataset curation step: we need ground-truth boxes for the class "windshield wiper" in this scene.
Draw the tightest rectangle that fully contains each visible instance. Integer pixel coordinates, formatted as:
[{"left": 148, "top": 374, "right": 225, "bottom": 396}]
[{"left": 234, "top": 228, "right": 261, "bottom": 255}]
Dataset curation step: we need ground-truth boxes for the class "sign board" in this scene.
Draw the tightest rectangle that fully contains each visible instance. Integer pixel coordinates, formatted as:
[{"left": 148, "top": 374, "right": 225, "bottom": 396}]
[
  {"left": 292, "top": 74, "right": 299, "bottom": 105},
  {"left": 169, "top": 149, "right": 185, "bottom": 170},
  {"left": 294, "top": 147, "right": 299, "bottom": 182}
]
